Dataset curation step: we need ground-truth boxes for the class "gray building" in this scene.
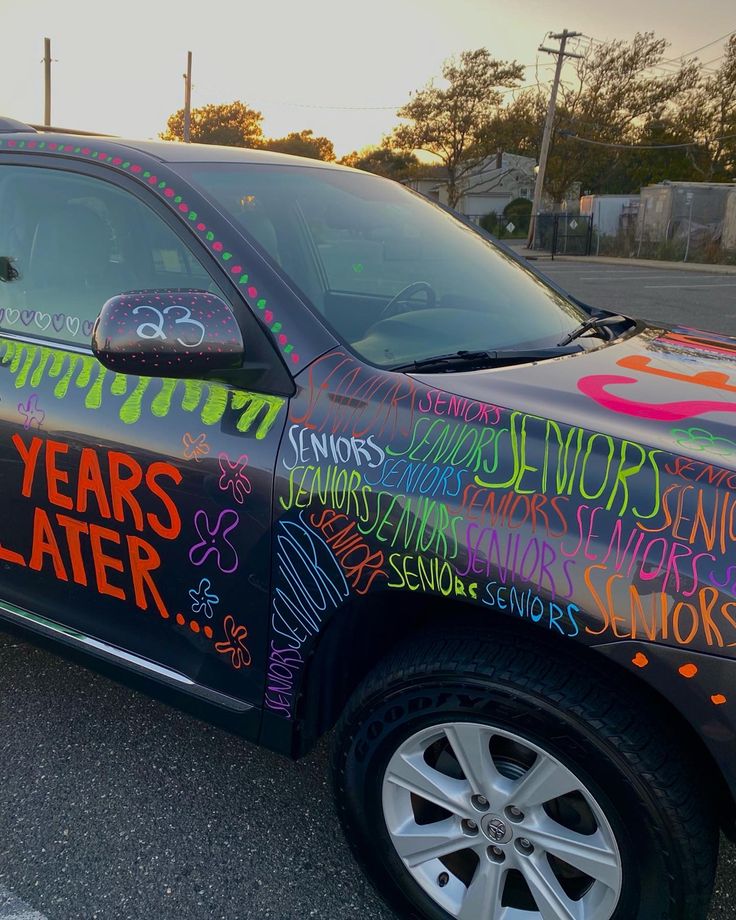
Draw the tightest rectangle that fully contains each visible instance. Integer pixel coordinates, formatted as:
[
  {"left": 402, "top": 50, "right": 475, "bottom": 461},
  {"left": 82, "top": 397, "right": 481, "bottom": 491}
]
[{"left": 638, "top": 181, "right": 734, "bottom": 249}]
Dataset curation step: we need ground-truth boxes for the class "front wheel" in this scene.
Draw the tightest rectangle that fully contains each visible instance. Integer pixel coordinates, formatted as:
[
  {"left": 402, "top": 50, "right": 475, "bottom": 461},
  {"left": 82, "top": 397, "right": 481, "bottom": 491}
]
[{"left": 331, "top": 633, "right": 718, "bottom": 920}]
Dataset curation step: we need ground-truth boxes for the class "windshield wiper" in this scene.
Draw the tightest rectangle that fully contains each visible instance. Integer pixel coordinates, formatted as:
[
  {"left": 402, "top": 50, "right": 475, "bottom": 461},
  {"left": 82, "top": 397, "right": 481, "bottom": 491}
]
[
  {"left": 557, "top": 314, "right": 629, "bottom": 347},
  {"left": 394, "top": 346, "right": 581, "bottom": 373}
]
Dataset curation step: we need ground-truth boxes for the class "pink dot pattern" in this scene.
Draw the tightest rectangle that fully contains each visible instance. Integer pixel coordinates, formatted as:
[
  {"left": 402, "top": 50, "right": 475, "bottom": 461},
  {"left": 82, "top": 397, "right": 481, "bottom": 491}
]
[{"left": 0, "top": 137, "right": 301, "bottom": 365}]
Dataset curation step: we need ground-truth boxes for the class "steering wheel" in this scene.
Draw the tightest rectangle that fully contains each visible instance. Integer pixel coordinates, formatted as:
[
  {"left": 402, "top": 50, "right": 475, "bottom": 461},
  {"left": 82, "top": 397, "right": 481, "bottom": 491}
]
[{"left": 379, "top": 281, "right": 437, "bottom": 320}]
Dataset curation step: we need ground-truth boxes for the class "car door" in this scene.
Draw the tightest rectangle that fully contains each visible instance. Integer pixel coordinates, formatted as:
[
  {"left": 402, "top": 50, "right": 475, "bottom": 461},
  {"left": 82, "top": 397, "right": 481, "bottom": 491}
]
[{"left": 0, "top": 159, "right": 289, "bottom": 710}]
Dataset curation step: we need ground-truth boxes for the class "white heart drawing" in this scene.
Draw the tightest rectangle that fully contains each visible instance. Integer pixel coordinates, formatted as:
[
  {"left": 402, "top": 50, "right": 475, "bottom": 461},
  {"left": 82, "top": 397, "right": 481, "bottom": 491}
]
[
  {"left": 6, "top": 308, "right": 19, "bottom": 324},
  {"left": 66, "top": 315, "right": 80, "bottom": 335},
  {"left": 35, "top": 311, "right": 51, "bottom": 331}
]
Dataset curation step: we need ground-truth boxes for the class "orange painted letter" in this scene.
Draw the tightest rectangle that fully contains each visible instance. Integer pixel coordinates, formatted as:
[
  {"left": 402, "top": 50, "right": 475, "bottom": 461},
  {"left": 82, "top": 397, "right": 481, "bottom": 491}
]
[{"left": 127, "top": 535, "right": 170, "bottom": 618}]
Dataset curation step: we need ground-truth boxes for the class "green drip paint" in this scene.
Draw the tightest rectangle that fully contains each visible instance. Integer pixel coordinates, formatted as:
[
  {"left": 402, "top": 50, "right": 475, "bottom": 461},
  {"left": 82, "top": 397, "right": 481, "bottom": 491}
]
[
  {"left": 54, "top": 355, "right": 79, "bottom": 398},
  {"left": 30, "top": 349, "right": 52, "bottom": 387},
  {"left": 182, "top": 380, "right": 204, "bottom": 412},
  {"left": 85, "top": 365, "right": 108, "bottom": 410},
  {"left": 151, "top": 378, "right": 178, "bottom": 417},
  {"left": 0, "top": 334, "right": 284, "bottom": 436},
  {"left": 230, "top": 391, "right": 285, "bottom": 438},
  {"left": 111, "top": 373, "right": 128, "bottom": 396},
  {"left": 75, "top": 357, "right": 95, "bottom": 388},
  {"left": 48, "top": 352, "right": 66, "bottom": 378},
  {"left": 119, "top": 377, "right": 151, "bottom": 424},
  {"left": 15, "top": 348, "right": 37, "bottom": 389},
  {"left": 9, "top": 344, "right": 27, "bottom": 374},
  {"left": 200, "top": 384, "right": 229, "bottom": 426}
]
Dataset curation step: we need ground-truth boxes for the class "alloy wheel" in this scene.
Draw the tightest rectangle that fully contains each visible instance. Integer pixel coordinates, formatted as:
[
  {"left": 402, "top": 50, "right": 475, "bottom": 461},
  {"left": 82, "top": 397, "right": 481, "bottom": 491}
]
[{"left": 382, "top": 721, "right": 622, "bottom": 919}]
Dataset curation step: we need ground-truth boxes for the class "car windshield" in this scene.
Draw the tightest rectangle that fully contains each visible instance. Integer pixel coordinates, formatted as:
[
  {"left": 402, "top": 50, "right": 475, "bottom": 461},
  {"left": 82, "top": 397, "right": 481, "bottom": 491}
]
[{"left": 177, "top": 162, "right": 589, "bottom": 368}]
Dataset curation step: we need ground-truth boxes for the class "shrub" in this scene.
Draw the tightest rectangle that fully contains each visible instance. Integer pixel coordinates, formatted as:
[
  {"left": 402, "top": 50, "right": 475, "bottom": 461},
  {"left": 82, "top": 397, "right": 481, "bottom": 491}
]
[
  {"left": 502, "top": 197, "right": 532, "bottom": 233},
  {"left": 480, "top": 212, "right": 500, "bottom": 234}
]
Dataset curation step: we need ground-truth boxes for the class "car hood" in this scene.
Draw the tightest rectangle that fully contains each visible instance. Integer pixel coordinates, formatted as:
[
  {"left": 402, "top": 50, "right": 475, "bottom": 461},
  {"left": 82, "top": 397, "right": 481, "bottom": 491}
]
[{"left": 410, "top": 323, "right": 736, "bottom": 464}]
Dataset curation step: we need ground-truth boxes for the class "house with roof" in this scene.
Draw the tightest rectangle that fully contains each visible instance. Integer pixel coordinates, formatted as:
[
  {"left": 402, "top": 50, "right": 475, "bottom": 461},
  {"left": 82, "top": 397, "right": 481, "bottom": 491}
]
[{"left": 403, "top": 152, "right": 536, "bottom": 222}]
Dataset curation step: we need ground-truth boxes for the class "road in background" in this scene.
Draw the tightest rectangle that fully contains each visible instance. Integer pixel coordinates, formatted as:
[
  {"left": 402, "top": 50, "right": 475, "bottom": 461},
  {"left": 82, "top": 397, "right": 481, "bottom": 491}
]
[
  {"left": 527, "top": 257, "right": 736, "bottom": 334},
  {"left": 0, "top": 259, "right": 735, "bottom": 919}
]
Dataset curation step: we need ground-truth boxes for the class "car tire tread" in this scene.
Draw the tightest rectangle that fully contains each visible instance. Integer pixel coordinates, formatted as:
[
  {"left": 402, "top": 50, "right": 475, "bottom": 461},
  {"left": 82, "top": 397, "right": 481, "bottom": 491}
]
[{"left": 332, "top": 629, "right": 719, "bottom": 920}]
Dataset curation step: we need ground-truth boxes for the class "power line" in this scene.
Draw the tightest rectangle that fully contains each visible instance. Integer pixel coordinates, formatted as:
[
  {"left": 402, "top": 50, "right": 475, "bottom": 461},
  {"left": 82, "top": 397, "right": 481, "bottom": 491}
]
[
  {"left": 560, "top": 130, "right": 736, "bottom": 149},
  {"left": 658, "top": 28, "right": 735, "bottom": 65},
  {"left": 576, "top": 30, "right": 724, "bottom": 76},
  {"left": 200, "top": 77, "right": 555, "bottom": 110},
  {"left": 699, "top": 54, "right": 726, "bottom": 68},
  {"left": 258, "top": 101, "right": 404, "bottom": 110}
]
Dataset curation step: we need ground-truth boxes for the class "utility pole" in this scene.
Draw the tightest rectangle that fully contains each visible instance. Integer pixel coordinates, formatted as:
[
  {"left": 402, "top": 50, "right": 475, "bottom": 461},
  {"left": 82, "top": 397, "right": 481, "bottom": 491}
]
[
  {"left": 43, "top": 37, "right": 52, "bottom": 126},
  {"left": 527, "top": 29, "right": 583, "bottom": 249},
  {"left": 183, "top": 51, "right": 192, "bottom": 143}
]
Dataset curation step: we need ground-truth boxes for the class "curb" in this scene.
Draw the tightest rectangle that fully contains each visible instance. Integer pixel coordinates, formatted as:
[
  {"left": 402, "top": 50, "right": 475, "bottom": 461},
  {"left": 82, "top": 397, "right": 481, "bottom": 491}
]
[{"left": 514, "top": 251, "right": 736, "bottom": 275}]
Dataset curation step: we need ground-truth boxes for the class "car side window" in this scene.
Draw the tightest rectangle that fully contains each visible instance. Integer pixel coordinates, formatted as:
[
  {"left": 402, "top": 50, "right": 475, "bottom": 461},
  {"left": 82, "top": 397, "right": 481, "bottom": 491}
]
[{"left": 0, "top": 164, "right": 226, "bottom": 347}]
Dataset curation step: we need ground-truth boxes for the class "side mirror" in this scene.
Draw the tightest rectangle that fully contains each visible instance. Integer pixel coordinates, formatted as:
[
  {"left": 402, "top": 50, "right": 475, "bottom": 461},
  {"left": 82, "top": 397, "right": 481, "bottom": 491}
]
[{"left": 92, "top": 289, "right": 244, "bottom": 377}]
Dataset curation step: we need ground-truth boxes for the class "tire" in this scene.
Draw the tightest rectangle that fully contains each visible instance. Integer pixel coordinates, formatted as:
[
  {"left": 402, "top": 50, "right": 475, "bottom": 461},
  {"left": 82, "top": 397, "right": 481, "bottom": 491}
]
[{"left": 331, "top": 631, "right": 718, "bottom": 920}]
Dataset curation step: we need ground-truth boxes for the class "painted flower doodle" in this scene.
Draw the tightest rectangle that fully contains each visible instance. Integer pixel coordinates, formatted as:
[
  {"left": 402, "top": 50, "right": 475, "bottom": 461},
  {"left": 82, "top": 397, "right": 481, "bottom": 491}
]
[
  {"left": 189, "top": 509, "right": 240, "bottom": 574},
  {"left": 215, "top": 614, "right": 252, "bottom": 669},
  {"left": 182, "top": 431, "right": 210, "bottom": 461},
  {"left": 17, "top": 394, "right": 45, "bottom": 430},
  {"left": 671, "top": 426, "right": 736, "bottom": 457},
  {"left": 188, "top": 577, "right": 220, "bottom": 619},
  {"left": 218, "top": 452, "right": 252, "bottom": 504}
]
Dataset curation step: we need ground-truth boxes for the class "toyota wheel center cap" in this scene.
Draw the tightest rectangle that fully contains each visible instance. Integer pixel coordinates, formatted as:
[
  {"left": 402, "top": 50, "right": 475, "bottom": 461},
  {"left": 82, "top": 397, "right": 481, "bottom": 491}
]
[{"left": 482, "top": 815, "right": 513, "bottom": 844}]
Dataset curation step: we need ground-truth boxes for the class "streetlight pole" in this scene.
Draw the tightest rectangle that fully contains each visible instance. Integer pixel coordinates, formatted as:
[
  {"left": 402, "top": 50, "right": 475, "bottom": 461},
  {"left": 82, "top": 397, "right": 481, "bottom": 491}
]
[{"left": 526, "top": 29, "right": 583, "bottom": 250}]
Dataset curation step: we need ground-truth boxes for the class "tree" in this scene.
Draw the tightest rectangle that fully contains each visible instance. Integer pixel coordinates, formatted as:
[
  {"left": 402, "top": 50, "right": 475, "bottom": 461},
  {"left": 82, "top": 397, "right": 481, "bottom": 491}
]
[
  {"left": 261, "top": 129, "right": 336, "bottom": 161},
  {"left": 390, "top": 49, "right": 524, "bottom": 207},
  {"left": 338, "top": 144, "right": 419, "bottom": 180},
  {"left": 160, "top": 101, "right": 263, "bottom": 147},
  {"left": 485, "top": 33, "right": 700, "bottom": 201},
  {"left": 600, "top": 117, "right": 699, "bottom": 191},
  {"left": 679, "top": 35, "right": 736, "bottom": 180}
]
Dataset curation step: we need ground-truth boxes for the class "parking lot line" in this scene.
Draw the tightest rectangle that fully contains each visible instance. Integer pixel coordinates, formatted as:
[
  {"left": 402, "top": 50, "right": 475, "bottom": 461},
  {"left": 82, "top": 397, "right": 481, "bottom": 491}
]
[
  {"left": 644, "top": 283, "right": 736, "bottom": 289},
  {"left": 575, "top": 274, "right": 708, "bottom": 281},
  {"left": 0, "top": 888, "right": 47, "bottom": 920}
]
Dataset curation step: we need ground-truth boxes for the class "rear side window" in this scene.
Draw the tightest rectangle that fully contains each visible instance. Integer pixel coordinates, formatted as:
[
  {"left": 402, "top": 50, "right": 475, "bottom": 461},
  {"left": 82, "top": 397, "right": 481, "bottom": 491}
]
[{"left": 0, "top": 164, "right": 225, "bottom": 346}]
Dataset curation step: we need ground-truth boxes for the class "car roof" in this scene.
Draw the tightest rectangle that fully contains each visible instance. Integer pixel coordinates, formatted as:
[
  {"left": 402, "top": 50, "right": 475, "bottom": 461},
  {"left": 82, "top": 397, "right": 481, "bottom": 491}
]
[
  {"left": 0, "top": 119, "right": 347, "bottom": 170},
  {"left": 117, "top": 138, "right": 342, "bottom": 168}
]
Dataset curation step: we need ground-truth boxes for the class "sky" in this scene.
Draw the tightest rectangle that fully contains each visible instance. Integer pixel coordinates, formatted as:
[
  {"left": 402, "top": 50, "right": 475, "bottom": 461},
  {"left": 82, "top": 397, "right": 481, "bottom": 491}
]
[{"left": 0, "top": 0, "right": 734, "bottom": 157}]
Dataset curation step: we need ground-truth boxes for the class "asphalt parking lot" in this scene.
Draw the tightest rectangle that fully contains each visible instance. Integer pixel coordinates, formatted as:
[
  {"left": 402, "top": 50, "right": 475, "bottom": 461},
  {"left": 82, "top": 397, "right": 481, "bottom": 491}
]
[
  {"left": 0, "top": 257, "right": 735, "bottom": 920},
  {"left": 529, "top": 256, "right": 736, "bottom": 334}
]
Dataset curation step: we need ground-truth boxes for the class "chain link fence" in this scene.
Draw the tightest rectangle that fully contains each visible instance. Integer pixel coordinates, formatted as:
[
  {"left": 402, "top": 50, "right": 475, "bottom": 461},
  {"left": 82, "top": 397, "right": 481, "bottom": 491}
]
[{"left": 580, "top": 186, "right": 736, "bottom": 264}]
